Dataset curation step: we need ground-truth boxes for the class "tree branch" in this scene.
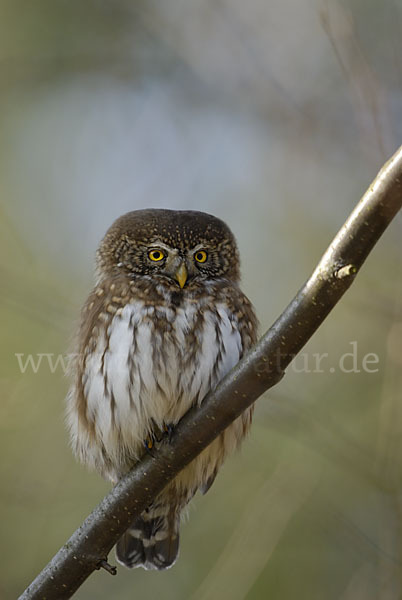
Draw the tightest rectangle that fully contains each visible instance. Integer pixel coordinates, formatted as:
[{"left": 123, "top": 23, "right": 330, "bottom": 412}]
[{"left": 20, "top": 146, "right": 402, "bottom": 600}]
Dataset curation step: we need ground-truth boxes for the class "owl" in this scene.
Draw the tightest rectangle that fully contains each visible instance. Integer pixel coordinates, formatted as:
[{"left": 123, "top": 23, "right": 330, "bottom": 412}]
[{"left": 66, "top": 209, "right": 257, "bottom": 570}]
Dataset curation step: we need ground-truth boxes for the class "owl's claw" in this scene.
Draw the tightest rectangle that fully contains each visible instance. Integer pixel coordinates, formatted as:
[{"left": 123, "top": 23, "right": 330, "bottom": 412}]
[
  {"left": 164, "top": 423, "right": 174, "bottom": 443},
  {"left": 144, "top": 436, "right": 156, "bottom": 457}
]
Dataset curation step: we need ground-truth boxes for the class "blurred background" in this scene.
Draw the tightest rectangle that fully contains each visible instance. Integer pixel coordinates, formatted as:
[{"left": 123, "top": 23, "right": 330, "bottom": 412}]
[{"left": 1, "top": 1, "right": 402, "bottom": 598}]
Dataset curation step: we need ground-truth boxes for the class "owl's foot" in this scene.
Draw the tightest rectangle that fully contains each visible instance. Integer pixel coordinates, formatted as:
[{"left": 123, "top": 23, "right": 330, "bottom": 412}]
[{"left": 144, "top": 423, "right": 174, "bottom": 455}]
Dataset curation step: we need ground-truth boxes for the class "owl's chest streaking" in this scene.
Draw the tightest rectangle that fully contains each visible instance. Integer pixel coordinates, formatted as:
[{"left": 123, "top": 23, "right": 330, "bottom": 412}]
[{"left": 75, "top": 281, "right": 249, "bottom": 478}]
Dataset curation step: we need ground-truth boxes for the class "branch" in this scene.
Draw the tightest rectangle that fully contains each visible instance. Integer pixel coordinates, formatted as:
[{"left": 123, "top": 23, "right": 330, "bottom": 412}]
[{"left": 20, "top": 146, "right": 402, "bottom": 600}]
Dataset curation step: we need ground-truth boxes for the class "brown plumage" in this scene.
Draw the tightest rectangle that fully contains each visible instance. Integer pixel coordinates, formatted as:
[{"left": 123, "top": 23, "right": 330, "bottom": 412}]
[{"left": 66, "top": 209, "right": 257, "bottom": 570}]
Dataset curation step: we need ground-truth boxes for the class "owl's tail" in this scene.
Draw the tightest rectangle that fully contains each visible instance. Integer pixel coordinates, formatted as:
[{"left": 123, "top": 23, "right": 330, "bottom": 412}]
[{"left": 116, "top": 508, "right": 180, "bottom": 570}]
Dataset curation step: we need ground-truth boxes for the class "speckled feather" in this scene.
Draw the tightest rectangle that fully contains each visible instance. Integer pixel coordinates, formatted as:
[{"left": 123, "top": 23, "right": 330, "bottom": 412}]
[{"left": 66, "top": 209, "right": 257, "bottom": 570}]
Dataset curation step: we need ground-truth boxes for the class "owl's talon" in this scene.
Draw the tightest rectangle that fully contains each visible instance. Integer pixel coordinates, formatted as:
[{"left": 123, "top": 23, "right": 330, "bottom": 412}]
[
  {"left": 164, "top": 423, "right": 174, "bottom": 443},
  {"left": 144, "top": 437, "right": 155, "bottom": 456}
]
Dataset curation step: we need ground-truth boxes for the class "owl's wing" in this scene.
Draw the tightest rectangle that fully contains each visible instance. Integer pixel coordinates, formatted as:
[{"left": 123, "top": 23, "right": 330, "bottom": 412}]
[{"left": 199, "top": 286, "right": 258, "bottom": 496}]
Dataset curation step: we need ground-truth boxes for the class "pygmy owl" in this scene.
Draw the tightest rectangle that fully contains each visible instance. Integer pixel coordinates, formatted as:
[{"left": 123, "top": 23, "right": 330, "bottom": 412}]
[{"left": 66, "top": 209, "right": 257, "bottom": 570}]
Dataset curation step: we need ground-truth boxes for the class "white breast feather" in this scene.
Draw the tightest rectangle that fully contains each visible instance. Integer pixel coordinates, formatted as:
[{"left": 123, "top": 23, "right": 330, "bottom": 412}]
[{"left": 76, "top": 297, "right": 243, "bottom": 480}]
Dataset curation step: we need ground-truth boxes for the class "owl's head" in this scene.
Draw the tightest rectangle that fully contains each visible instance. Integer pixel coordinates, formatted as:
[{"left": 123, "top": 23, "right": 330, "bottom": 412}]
[{"left": 96, "top": 209, "right": 240, "bottom": 288}]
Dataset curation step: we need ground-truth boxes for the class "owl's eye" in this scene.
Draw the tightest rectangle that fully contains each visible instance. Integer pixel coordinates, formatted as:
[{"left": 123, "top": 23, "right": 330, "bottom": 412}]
[
  {"left": 148, "top": 249, "right": 165, "bottom": 262},
  {"left": 194, "top": 250, "right": 208, "bottom": 263}
]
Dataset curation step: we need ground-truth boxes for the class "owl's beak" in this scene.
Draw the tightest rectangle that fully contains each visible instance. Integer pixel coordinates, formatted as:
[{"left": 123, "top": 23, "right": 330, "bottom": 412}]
[{"left": 174, "top": 263, "right": 188, "bottom": 288}]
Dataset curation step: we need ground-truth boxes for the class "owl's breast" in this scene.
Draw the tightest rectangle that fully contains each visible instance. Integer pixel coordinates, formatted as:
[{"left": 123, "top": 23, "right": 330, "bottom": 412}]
[{"left": 81, "top": 296, "right": 243, "bottom": 470}]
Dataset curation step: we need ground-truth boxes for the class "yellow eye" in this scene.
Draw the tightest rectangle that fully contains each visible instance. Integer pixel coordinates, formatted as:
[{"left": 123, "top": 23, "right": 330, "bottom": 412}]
[
  {"left": 194, "top": 250, "right": 208, "bottom": 263},
  {"left": 148, "top": 249, "right": 165, "bottom": 262}
]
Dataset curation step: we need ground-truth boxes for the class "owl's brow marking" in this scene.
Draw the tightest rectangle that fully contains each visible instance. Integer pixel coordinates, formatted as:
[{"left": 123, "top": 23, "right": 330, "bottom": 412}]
[
  {"left": 191, "top": 243, "right": 207, "bottom": 253},
  {"left": 148, "top": 241, "right": 176, "bottom": 252}
]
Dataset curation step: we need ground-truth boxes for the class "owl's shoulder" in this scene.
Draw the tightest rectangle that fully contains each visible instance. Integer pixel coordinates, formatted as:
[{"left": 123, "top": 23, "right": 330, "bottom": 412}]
[
  {"left": 76, "top": 276, "right": 153, "bottom": 353},
  {"left": 213, "top": 281, "right": 259, "bottom": 350}
]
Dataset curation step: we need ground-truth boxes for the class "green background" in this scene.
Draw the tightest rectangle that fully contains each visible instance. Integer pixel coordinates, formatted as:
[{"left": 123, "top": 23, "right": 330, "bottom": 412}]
[{"left": 1, "top": 1, "right": 402, "bottom": 598}]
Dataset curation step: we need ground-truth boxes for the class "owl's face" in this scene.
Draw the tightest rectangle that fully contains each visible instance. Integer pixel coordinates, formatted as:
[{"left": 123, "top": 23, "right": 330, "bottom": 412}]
[{"left": 96, "top": 209, "right": 240, "bottom": 288}]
